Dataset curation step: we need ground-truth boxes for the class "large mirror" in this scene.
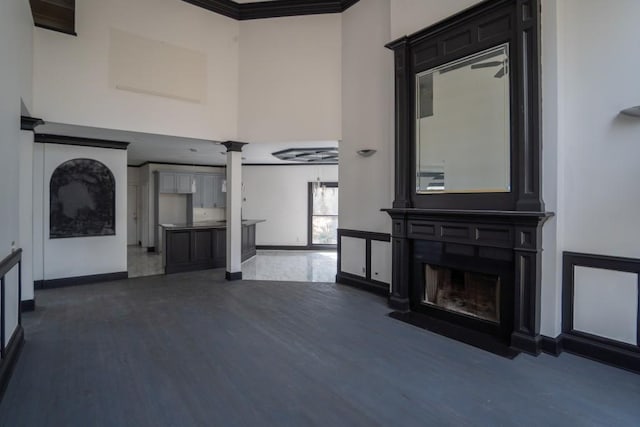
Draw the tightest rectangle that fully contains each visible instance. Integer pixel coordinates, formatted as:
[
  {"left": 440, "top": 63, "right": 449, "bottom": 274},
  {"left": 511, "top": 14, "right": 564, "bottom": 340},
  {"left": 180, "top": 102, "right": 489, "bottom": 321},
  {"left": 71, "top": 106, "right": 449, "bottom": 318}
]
[{"left": 416, "top": 44, "right": 511, "bottom": 194}]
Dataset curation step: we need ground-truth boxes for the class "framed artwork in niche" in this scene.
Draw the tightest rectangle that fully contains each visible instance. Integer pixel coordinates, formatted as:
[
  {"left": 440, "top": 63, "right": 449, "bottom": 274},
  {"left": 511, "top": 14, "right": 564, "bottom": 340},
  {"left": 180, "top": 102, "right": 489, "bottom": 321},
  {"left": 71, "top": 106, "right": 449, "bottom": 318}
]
[{"left": 50, "top": 158, "right": 116, "bottom": 239}]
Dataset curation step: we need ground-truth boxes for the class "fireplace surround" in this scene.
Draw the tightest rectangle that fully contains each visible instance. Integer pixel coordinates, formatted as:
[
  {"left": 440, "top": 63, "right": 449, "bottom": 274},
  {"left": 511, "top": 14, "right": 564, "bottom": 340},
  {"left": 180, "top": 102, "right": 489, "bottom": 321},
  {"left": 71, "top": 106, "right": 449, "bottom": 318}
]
[{"left": 384, "top": 0, "right": 552, "bottom": 356}]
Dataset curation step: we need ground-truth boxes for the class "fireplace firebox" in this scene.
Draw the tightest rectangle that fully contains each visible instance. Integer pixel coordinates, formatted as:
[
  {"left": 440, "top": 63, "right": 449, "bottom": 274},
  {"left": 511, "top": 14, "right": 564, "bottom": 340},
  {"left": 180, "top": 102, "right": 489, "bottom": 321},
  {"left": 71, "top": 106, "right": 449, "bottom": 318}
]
[{"left": 423, "top": 265, "right": 500, "bottom": 323}]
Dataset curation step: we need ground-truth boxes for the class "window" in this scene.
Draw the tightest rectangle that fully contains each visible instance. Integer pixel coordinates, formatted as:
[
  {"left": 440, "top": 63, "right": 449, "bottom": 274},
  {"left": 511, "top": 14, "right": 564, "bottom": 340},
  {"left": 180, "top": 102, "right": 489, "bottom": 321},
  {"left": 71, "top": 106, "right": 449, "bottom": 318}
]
[{"left": 308, "top": 182, "right": 338, "bottom": 246}]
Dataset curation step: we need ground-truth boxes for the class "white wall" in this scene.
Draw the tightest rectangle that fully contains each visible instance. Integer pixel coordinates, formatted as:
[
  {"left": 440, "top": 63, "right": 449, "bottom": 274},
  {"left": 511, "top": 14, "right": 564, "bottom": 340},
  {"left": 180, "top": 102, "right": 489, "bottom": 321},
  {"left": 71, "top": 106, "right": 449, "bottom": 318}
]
[
  {"left": 548, "top": 0, "right": 640, "bottom": 339},
  {"left": 19, "top": 131, "right": 35, "bottom": 302},
  {"left": 557, "top": 0, "right": 640, "bottom": 257},
  {"left": 390, "top": 0, "right": 483, "bottom": 40},
  {"left": 539, "top": 0, "right": 561, "bottom": 337},
  {"left": 242, "top": 165, "right": 338, "bottom": 246},
  {"left": 0, "top": 0, "right": 33, "bottom": 335},
  {"left": 340, "top": 0, "right": 393, "bottom": 233},
  {"left": 33, "top": 144, "right": 128, "bottom": 280},
  {"left": 33, "top": 0, "right": 239, "bottom": 141},
  {"left": 238, "top": 14, "right": 342, "bottom": 142}
]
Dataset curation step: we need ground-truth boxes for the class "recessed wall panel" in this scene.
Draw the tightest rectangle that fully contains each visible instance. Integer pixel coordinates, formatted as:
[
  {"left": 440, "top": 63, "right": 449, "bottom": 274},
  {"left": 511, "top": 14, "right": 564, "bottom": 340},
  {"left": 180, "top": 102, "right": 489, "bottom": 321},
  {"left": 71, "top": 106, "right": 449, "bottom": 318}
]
[
  {"left": 573, "top": 266, "right": 638, "bottom": 345},
  {"left": 109, "top": 29, "right": 207, "bottom": 104}
]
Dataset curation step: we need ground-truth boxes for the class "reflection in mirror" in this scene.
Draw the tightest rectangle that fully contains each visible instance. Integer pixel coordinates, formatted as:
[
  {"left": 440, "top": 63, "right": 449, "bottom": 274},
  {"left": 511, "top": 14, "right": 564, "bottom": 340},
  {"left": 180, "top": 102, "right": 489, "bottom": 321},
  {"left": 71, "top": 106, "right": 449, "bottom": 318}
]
[{"left": 416, "top": 43, "right": 511, "bottom": 194}]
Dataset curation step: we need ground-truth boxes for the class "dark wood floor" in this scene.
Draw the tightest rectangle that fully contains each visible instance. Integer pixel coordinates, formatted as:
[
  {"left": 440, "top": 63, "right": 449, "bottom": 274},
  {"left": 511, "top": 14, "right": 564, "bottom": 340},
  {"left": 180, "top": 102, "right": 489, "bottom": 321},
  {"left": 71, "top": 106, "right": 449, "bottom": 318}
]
[{"left": 1, "top": 270, "right": 639, "bottom": 426}]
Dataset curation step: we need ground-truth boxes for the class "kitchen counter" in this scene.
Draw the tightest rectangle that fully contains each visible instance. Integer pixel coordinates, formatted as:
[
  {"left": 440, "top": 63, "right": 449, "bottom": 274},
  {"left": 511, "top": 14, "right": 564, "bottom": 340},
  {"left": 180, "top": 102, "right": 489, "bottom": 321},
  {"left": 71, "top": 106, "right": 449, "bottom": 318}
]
[
  {"left": 162, "top": 220, "right": 264, "bottom": 274},
  {"left": 160, "top": 219, "right": 265, "bottom": 230}
]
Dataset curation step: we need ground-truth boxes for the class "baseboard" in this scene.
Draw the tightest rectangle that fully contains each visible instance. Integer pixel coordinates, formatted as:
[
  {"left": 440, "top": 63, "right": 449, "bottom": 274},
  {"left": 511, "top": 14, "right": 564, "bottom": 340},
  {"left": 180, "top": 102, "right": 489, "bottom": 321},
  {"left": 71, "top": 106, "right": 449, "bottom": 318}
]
[
  {"left": 336, "top": 272, "right": 389, "bottom": 297},
  {"left": 226, "top": 271, "right": 242, "bottom": 281},
  {"left": 20, "top": 299, "right": 35, "bottom": 312},
  {"left": 510, "top": 332, "right": 543, "bottom": 356},
  {"left": 560, "top": 332, "right": 640, "bottom": 374},
  {"left": 0, "top": 326, "right": 24, "bottom": 400},
  {"left": 256, "top": 245, "right": 336, "bottom": 251},
  {"left": 34, "top": 271, "right": 128, "bottom": 289},
  {"left": 540, "top": 335, "right": 563, "bottom": 356}
]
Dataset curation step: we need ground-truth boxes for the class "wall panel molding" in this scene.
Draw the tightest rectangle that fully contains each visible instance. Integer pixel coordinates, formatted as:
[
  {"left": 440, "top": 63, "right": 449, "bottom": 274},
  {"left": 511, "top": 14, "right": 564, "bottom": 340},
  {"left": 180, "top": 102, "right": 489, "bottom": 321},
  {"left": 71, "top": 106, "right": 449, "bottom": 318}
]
[
  {"left": 562, "top": 252, "right": 640, "bottom": 373},
  {"left": 336, "top": 229, "right": 391, "bottom": 296}
]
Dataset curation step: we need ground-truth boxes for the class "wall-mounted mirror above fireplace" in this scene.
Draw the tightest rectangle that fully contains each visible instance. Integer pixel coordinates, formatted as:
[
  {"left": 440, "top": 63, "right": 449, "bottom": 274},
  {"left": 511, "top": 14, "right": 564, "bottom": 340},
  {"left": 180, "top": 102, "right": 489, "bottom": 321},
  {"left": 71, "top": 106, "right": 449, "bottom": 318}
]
[{"left": 416, "top": 44, "right": 511, "bottom": 194}]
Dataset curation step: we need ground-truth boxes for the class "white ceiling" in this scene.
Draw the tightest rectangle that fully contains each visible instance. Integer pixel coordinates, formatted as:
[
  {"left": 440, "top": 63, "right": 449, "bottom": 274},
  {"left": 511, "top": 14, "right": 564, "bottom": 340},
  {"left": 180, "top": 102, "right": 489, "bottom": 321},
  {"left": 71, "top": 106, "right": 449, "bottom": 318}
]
[{"left": 36, "top": 122, "right": 339, "bottom": 166}]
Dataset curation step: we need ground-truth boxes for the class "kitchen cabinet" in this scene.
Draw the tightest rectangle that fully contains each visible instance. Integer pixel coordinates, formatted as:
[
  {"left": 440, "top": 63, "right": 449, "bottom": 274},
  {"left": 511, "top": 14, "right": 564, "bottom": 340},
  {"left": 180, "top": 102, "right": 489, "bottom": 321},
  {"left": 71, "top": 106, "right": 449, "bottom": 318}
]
[
  {"left": 192, "top": 173, "right": 225, "bottom": 209},
  {"left": 157, "top": 171, "right": 194, "bottom": 194},
  {"left": 162, "top": 220, "right": 263, "bottom": 274}
]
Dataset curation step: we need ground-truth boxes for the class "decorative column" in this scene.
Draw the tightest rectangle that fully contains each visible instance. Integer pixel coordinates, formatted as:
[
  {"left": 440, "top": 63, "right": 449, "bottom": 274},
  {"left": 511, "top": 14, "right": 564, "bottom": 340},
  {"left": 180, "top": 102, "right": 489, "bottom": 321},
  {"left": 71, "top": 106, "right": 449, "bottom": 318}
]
[{"left": 221, "top": 141, "right": 247, "bottom": 281}]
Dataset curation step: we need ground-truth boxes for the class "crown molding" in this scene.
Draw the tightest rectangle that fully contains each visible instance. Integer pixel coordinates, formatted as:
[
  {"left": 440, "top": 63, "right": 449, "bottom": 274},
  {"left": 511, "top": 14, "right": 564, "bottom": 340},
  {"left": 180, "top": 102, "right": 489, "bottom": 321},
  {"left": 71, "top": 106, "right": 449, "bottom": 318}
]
[
  {"left": 34, "top": 134, "right": 130, "bottom": 150},
  {"left": 181, "top": 0, "right": 359, "bottom": 20}
]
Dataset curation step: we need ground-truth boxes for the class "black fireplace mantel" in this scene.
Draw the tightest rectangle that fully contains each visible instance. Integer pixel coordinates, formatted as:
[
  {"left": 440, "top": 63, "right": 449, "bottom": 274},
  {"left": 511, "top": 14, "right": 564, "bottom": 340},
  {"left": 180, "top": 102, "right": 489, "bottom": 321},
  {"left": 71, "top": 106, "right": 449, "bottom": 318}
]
[{"left": 384, "top": 0, "right": 554, "bottom": 356}]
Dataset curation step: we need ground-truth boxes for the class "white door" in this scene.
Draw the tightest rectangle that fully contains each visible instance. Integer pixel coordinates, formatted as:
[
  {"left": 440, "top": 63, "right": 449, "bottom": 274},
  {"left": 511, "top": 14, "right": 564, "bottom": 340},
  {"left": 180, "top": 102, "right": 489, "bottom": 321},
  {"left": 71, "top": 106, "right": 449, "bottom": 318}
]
[{"left": 127, "top": 185, "right": 138, "bottom": 245}]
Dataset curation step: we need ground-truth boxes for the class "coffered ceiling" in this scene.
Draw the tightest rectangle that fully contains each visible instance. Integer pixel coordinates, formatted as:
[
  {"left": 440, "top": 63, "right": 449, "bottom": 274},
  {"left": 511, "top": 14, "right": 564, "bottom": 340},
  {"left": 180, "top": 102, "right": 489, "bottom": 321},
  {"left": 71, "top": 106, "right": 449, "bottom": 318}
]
[{"left": 181, "top": 0, "right": 359, "bottom": 20}]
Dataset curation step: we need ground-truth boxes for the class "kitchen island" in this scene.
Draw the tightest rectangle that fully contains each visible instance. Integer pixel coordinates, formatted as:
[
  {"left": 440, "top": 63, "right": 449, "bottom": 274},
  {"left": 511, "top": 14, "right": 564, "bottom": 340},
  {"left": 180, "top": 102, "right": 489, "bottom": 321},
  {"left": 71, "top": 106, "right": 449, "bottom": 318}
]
[{"left": 161, "top": 220, "right": 264, "bottom": 274}]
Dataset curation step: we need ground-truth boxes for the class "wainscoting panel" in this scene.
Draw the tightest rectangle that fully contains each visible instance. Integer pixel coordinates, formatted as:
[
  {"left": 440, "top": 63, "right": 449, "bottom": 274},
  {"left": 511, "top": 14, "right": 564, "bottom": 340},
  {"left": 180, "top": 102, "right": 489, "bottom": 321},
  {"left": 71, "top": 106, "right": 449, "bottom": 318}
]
[
  {"left": 340, "top": 236, "right": 366, "bottom": 278},
  {"left": 573, "top": 266, "right": 638, "bottom": 345},
  {"left": 337, "top": 229, "right": 391, "bottom": 296},
  {"left": 371, "top": 241, "right": 391, "bottom": 286},
  {"left": 562, "top": 252, "right": 640, "bottom": 373}
]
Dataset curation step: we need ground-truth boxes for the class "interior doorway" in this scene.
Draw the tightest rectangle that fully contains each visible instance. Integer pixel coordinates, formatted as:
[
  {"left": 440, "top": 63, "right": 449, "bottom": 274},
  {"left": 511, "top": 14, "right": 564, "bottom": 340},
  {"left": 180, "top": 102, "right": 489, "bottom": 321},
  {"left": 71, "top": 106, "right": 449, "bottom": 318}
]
[{"left": 127, "top": 184, "right": 139, "bottom": 245}]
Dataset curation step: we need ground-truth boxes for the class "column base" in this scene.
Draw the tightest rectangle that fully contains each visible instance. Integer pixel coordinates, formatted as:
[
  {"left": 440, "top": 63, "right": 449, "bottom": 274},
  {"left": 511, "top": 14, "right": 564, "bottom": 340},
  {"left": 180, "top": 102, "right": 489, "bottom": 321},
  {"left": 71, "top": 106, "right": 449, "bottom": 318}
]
[{"left": 225, "top": 271, "right": 242, "bottom": 281}]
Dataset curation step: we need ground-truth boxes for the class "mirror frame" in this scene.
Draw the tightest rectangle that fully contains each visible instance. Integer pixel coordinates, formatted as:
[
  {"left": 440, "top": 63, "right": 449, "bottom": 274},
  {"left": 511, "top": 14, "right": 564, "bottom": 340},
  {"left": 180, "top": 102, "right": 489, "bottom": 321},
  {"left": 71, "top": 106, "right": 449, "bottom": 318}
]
[{"left": 386, "top": 0, "right": 543, "bottom": 212}]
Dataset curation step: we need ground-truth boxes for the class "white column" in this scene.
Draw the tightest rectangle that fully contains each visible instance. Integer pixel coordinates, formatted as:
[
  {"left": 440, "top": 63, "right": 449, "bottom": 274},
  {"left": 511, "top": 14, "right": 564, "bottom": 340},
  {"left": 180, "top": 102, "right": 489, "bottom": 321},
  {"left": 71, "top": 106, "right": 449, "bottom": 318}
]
[{"left": 222, "top": 141, "right": 247, "bottom": 280}]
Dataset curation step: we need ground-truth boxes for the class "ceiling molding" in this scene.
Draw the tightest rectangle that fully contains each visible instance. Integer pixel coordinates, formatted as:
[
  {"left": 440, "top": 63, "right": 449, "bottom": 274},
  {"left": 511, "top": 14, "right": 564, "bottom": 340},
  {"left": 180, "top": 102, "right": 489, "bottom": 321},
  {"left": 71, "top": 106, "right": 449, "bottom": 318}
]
[
  {"left": 20, "top": 116, "right": 45, "bottom": 132},
  {"left": 29, "top": 0, "right": 77, "bottom": 36},
  {"left": 181, "top": 0, "right": 359, "bottom": 20},
  {"left": 34, "top": 134, "right": 130, "bottom": 150}
]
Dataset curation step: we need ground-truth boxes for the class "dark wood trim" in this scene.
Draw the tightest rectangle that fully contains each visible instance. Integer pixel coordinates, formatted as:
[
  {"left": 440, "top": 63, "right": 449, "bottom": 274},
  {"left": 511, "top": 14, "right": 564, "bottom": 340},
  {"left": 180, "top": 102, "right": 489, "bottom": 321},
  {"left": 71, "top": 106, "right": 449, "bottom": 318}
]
[
  {"left": 34, "top": 134, "right": 130, "bottom": 150},
  {"left": 226, "top": 271, "right": 242, "bottom": 281},
  {"left": 0, "top": 250, "right": 22, "bottom": 279},
  {"left": 540, "top": 334, "right": 562, "bottom": 356},
  {"left": 130, "top": 161, "right": 226, "bottom": 168},
  {"left": 20, "top": 299, "right": 35, "bottom": 313},
  {"left": 0, "top": 326, "right": 24, "bottom": 401},
  {"left": 221, "top": 141, "right": 248, "bottom": 152},
  {"left": 20, "top": 116, "right": 44, "bottom": 131},
  {"left": 336, "top": 272, "right": 389, "bottom": 297},
  {"left": 30, "top": 0, "right": 76, "bottom": 36},
  {"left": 337, "top": 229, "right": 391, "bottom": 242},
  {"left": 561, "top": 251, "right": 640, "bottom": 373},
  {"left": 34, "top": 271, "right": 128, "bottom": 289},
  {"left": 34, "top": 22, "right": 77, "bottom": 36},
  {"left": 182, "top": 0, "right": 359, "bottom": 20},
  {"left": 182, "top": 0, "right": 239, "bottom": 20},
  {"left": 560, "top": 332, "right": 640, "bottom": 375}
]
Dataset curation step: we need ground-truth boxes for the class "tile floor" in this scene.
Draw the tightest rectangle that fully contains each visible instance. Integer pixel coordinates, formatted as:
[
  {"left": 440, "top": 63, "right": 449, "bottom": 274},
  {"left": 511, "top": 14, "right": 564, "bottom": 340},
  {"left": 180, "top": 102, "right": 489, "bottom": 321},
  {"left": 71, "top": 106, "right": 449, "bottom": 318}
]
[
  {"left": 242, "top": 250, "right": 337, "bottom": 282},
  {"left": 127, "top": 245, "right": 163, "bottom": 278},
  {"left": 127, "top": 246, "right": 337, "bottom": 282}
]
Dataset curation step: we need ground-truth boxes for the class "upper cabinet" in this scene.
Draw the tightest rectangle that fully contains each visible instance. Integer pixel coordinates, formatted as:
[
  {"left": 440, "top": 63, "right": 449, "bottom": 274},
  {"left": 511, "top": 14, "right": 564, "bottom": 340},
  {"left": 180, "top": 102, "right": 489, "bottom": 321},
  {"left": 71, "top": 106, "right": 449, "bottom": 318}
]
[
  {"left": 157, "top": 172, "right": 195, "bottom": 194},
  {"left": 192, "top": 173, "right": 225, "bottom": 209}
]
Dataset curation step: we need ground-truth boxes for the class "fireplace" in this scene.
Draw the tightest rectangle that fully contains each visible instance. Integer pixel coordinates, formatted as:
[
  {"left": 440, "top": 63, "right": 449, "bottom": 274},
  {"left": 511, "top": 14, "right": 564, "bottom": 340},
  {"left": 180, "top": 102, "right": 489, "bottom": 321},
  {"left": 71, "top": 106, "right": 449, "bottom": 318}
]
[
  {"left": 401, "top": 238, "right": 516, "bottom": 352},
  {"left": 384, "top": 0, "right": 552, "bottom": 355},
  {"left": 423, "top": 265, "right": 500, "bottom": 323}
]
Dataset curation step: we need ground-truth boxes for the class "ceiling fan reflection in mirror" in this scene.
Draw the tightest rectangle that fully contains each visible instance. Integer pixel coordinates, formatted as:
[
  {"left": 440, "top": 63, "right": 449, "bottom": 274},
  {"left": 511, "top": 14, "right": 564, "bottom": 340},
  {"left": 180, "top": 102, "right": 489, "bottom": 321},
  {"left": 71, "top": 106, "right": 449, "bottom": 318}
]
[{"left": 471, "top": 59, "right": 508, "bottom": 78}]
